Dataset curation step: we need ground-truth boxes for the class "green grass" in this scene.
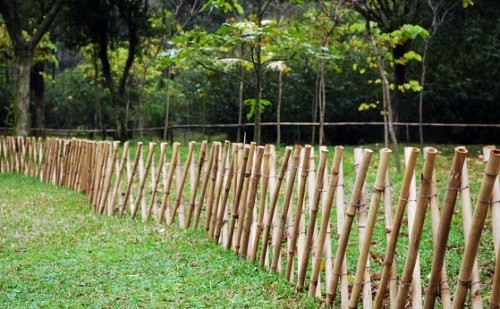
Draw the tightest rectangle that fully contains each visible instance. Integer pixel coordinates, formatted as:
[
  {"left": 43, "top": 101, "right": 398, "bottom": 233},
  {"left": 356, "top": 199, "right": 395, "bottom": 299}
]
[{"left": 0, "top": 174, "right": 319, "bottom": 308}]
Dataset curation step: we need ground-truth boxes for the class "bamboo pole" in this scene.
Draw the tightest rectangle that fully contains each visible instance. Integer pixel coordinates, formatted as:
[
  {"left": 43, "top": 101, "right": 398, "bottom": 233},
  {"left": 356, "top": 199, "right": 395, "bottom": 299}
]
[
  {"left": 394, "top": 147, "right": 438, "bottom": 308},
  {"left": 119, "top": 143, "right": 143, "bottom": 217},
  {"left": 194, "top": 142, "right": 216, "bottom": 229},
  {"left": 109, "top": 142, "right": 130, "bottom": 216},
  {"left": 250, "top": 145, "right": 272, "bottom": 262},
  {"left": 225, "top": 145, "right": 250, "bottom": 250},
  {"left": 491, "top": 231, "right": 500, "bottom": 308},
  {"left": 424, "top": 146, "right": 467, "bottom": 308},
  {"left": 98, "top": 141, "right": 120, "bottom": 215},
  {"left": 209, "top": 141, "right": 230, "bottom": 237},
  {"left": 144, "top": 143, "right": 168, "bottom": 221},
  {"left": 484, "top": 146, "right": 500, "bottom": 255},
  {"left": 325, "top": 149, "right": 373, "bottom": 307},
  {"left": 286, "top": 145, "right": 312, "bottom": 281},
  {"left": 296, "top": 148, "right": 328, "bottom": 291},
  {"left": 382, "top": 168, "right": 398, "bottom": 308},
  {"left": 459, "top": 158, "right": 483, "bottom": 308},
  {"left": 452, "top": 148, "right": 500, "bottom": 309},
  {"left": 157, "top": 142, "right": 180, "bottom": 223},
  {"left": 204, "top": 142, "right": 221, "bottom": 232},
  {"left": 171, "top": 141, "right": 196, "bottom": 224},
  {"left": 270, "top": 145, "right": 302, "bottom": 273},
  {"left": 186, "top": 141, "right": 208, "bottom": 229},
  {"left": 214, "top": 152, "right": 236, "bottom": 244},
  {"left": 348, "top": 148, "right": 392, "bottom": 308},
  {"left": 260, "top": 146, "right": 292, "bottom": 267},
  {"left": 240, "top": 146, "right": 265, "bottom": 258},
  {"left": 131, "top": 142, "right": 156, "bottom": 220}
]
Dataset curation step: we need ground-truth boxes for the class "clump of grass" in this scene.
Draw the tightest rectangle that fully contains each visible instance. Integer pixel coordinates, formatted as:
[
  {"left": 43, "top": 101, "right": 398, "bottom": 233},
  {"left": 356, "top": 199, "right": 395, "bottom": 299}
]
[{"left": 0, "top": 174, "right": 318, "bottom": 308}]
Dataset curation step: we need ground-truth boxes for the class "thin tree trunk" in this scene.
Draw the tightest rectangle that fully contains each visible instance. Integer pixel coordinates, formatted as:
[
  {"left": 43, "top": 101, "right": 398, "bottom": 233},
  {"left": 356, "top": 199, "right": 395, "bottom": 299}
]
[{"left": 163, "top": 66, "right": 172, "bottom": 140}]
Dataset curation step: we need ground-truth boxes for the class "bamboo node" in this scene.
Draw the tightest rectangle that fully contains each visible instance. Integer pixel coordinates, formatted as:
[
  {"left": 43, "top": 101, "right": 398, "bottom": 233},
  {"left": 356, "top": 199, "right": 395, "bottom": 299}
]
[
  {"left": 373, "top": 183, "right": 386, "bottom": 191},
  {"left": 457, "top": 278, "right": 472, "bottom": 287},
  {"left": 447, "top": 186, "right": 461, "bottom": 192},
  {"left": 477, "top": 199, "right": 492, "bottom": 205},
  {"left": 459, "top": 185, "right": 469, "bottom": 191}
]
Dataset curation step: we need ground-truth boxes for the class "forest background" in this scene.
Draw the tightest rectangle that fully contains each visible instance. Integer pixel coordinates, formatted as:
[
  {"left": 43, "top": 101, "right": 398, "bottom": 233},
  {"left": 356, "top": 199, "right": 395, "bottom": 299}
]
[{"left": 0, "top": 0, "right": 498, "bottom": 146}]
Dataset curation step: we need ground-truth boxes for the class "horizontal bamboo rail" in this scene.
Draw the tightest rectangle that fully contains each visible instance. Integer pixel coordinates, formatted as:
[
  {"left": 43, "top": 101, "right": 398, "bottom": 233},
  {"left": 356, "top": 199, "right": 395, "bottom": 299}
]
[{"left": 1, "top": 135, "right": 499, "bottom": 308}]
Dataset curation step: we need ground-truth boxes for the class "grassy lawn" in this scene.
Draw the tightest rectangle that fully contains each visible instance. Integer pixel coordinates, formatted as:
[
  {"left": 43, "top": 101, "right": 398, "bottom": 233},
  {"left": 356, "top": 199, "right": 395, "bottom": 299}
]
[{"left": 0, "top": 173, "right": 318, "bottom": 308}]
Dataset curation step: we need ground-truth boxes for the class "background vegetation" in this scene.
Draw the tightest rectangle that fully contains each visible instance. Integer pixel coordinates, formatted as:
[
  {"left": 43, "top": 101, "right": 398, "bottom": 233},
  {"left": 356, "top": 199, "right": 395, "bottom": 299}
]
[{"left": 0, "top": 0, "right": 498, "bottom": 145}]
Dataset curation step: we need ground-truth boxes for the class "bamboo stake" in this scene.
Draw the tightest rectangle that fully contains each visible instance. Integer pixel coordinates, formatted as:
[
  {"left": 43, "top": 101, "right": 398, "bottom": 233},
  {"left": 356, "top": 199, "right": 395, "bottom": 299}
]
[
  {"left": 204, "top": 142, "right": 221, "bottom": 232},
  {"left": 348, "top": 148, "right": 392, "bottom": 308},
  {"left": 382, "top": 167, "right": 398, "bottom": 308},
  {"left": 171, "top": 141, "right": 196, "bottom": 224},
  {"left": 214, "top": 152, "right": 235, "bottom": 244},
  {"left": 260, "top": 146, "right": 292, "bottom": 267},
  {"left": 484, "top": 146, "right": 500, "bottom": 255},
  {"left": 157, "top": 142, "right": 180, "bottom": 223},
  {"left": 459, "top": 158, "right": 483, "bottom": 308},
  {"left": 296, "top": 148, "right": 328, "bottom": 291},
  {"left": 98, "top": 141, "right": 120, "bottom": 215},
  {"left": 131, "top": 143, "right": 156, "bottom": 220},
  {"left": 325, "top": 149, "right": 373, "bottom": 307},
  {"left": 186, "top": 141, "right": 208, "bottom": 229},
  {"left": 194, "top": 142, "right": 215, "bottom": 229},
  {"left": 424, "top": 146, "right": 467, "bottom": 308},
  {"left": 209, "top": 141, "right": 230, "bottom": 237},
  {"left": 394, "top": 147, "right": 439, "bottom": 308},
  {"left": 119, "top": 143, "right": 143, "bottom": 217},
  {"left": 109, "top": 142, "right": 130, "bottom": 216},
  {"left": 250, "top": 145, "right": 272, "bottom": 262},
  {"left": 353, "top": 147, "right": 372, "bottom": 309},
  {"left": 452, "top": 148, "right": 500, "bottom": 309},
  {"left": 226, "top": 145, "right": 250, "bottom": 250},
  {"left": 286, "top": 145, "right": 312, "bottom": 281},
  {"left": 240, "top": 146, "right": 265, "bottom": 258},
  {"left": 145, "top": 142, "right": 168, "bottom": 221},
  {"left": 270, "top": 145, "right": 302, "bottom": 273},
  {"left": 234, "top": 143, "right": 256, "bottom": 254},
  {"left": 491, "top": 231, "right": 500, "bottom": 308}
]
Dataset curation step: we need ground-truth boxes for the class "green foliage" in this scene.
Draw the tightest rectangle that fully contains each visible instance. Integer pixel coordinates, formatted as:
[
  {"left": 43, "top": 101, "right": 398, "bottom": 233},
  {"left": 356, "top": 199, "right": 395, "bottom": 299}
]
[{"left": 244, "top": 98, "right": 271, "bottom": 120}]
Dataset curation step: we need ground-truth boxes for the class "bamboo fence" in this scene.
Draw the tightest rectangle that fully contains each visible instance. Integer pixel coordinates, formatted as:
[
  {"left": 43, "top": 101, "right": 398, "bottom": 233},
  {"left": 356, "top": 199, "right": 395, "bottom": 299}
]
[{"left": 1, "top": 135, "right": 499, "bottom": 308}]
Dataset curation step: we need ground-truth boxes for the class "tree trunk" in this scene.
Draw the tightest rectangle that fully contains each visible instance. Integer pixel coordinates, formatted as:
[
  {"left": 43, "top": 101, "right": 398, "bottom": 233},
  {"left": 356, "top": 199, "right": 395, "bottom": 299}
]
[
  {"left": 392, "top": 43, "right": 409, "bottom": 124},
  {"left": 31, "top": 61, "right": 45, "bottom": 137},
  {"left": 12, "top": 48, "right": 32, "bottom": 136},
  {"left": 276, "top": 69, "right": 282, "bottom": 146},
  {"left": 318, "top": 61, "right": 326, "bottom": 145},
  {"left": 163, "top": 67, "right": 172, "bottom": 140}
]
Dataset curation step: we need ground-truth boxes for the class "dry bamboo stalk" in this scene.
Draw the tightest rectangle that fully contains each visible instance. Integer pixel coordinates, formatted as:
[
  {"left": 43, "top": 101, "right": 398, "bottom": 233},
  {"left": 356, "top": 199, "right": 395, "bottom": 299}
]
[
  {"left": 383, "top": 169, "right": 398, "bottom": 308},
  {"left": 131, "top": 143, "right": 156, "bottom": 220},
  {"left": 145, "top": 142, "right": 168, "bottom": 221},
  {"left": 250, "top": 145, "right": 272, "bottom": 262},
  {"left": 270, "top": 145, "right": 302, "bottom": 273},
  {"left": 349, "top": 148, "right": 392, "bottom": 308},
  {"left": 119, "top": 143, "right": 143, "bottom": 217},
  {"left": 325, "top": 149, "right": 373, "bottom": 307},
  {"left": 98, "top": 141, "right": 120, "bottom": 215},
  {"left": 226, "top": 145, "right": 250, "bottom": 250},
  {"left": 109, "top": 142, "right": 130, "bottom": 216},
  {"left": 260, "top": 146, "right": 292, "bottom": 267},
  {"left": 296, "top": 148, "right": 328, "bottom": 291},
  {"left": 186, "top": 141, "right": 208, "bottom": 229},
  {"left": 459, "top": 159, "right": 483, "bottom": 308},
  {"left": 171, "top": 141, "right": 196, "bottom": 224},
  {"left": 394, "top": 147, "right": 438, "bottom": 308},
  {"left": 240, "top": 146, "right": 265, "bottom": 258},
  {"left": 234, "top": 143, "right": 256, "bottom": 254},
  {"left": 483, "top": 146, "right": 500, "bottom": 255},
  {"left": 69, "top": 140, "right": 83, "bottom": 191},
  {"left": 214, "top": 153, "right": 236, "bottom": 243},
  {"left": 491, "top": 231, "right": 500, "bottom": 308},
  {"left": 424, "top": 147, "right": 467, "bottom": 309},
  {"left": 209, "top": 141, "right": 230, "bottom": 237},
  {"left": 91, "top": 142, "right": 105, "bottom": 210},
  {"left": 452, "top": 148, "right": 500, "bottom": 309},
  {"left": 194, "top": 142, "right": 216, "bottom": 229},
  {"left": 204, "top": 142, "right": 221, "bottom": 231},
  {"left": 353, "top": 147, "right": 372, "bottom": 309},
  {"left": 157, "top": 142, "right": 180, "bottom": 223},
  {"left": 95, "top": 142, "right": 111, "bottom": 211},
  {"left": 286, "top": 145, "right": 312, "bottom": 281}
]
